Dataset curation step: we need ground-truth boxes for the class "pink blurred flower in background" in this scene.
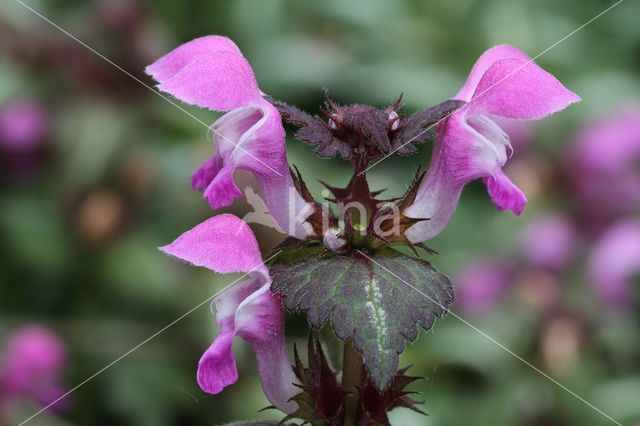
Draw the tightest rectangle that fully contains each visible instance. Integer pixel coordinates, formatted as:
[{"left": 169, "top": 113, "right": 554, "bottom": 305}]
[
  {"left": 0, "top": 99, "right": 50, "bottom": 152},
  {"left": 405, "top": 45, "right": 579, "bottom": 242},
  {"left": 588, "top": 219, "right": 640, "bottom": 308},
  {"left": 0, "top": 98, "right": 51, "bottom": 177},
  {"left": 568, "top": 107, "right": 640, "bottom": 232},
  {"left": 455, "top": 258, "right": 513, "bottom": 313},
  {"left": 520, "top": 213, "right": 579, "bottom": 272},
  {"left": 0, "top": 326, "right": 68, "bottom": 413}
]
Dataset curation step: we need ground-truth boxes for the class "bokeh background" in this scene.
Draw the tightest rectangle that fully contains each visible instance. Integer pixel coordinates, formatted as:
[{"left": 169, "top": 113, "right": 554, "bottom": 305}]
[{"left": 1, "top": 0, "right": 639, "bottom": 425}]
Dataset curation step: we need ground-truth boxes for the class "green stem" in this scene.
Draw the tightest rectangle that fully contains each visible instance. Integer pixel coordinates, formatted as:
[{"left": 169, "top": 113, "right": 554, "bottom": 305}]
[{"left": 342, "top": 339, "right": 363, "bottom": 425}]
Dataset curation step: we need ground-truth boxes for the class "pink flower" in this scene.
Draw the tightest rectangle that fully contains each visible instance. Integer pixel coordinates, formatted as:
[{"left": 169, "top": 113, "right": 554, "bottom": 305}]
[
  {"left": 0, "top": 99, "right": 50, "bottom": 152},
  {"left": 520, "top": 213, "right": 578, "bottom": 271},
  {"left": 588, "top": 219, "right": 640, "bottom": 308},
  {"left": 146, "top": 36, "right": 311, "bottom": 238},
  {"left": 160, "top": 214, "right": 299, "bottom": 413},
  {"left": 405, "top": 45, "right": 579, "bottom": 242},
  {"left": 455, "top": 258, "right": 513, "bottom": 313},
  {"left": 567, "top": 107, "right": 640, "bottom": 231},
  {"left": 0, "top": 326, "right": 67, "bottom": 410}
]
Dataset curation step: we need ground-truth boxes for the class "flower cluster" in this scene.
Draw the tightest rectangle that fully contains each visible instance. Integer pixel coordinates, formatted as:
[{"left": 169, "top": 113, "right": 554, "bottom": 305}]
[
  {"left": 148, "top": 36, "right": 578, "bottom": 417},
  {"left": 146, "top": 36, "right": 307, "bottom": 413}
]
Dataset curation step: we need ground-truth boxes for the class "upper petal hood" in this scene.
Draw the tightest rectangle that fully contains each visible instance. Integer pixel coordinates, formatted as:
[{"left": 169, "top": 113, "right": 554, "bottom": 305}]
[
  {"left": 146, "top": 35, "right": 241, "bottom": 82},
  {"left": 466, "top": 57, "right": 580, "bottom": 119},
  {"left": 159, "top": 213, "right": 269, "bottom": 282},
  {"left": 146, "top": 36, "right": 260, "bottom": 111},
  {"left": 456, "top": 44, "right": 530, "bottom": 101}
]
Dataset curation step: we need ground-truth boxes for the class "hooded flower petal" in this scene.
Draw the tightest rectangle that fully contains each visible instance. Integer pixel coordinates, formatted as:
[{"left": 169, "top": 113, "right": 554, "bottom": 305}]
[
  {"left": 588, "top": 220, "right": 640, "bottom": 307},
  {"left": 147, "top": 37, "right": 258, "bottom": 111},
  {"left": 145, "top": 35, "right": 241, "bottom": 84},
  {"left": 455, "top": 44, "right": 530, "bottom": 101},
  {"left": 159, "top": 213, "right": 269, "bottom": 281},
  {"left": 147, "top": 37, "right": 311, "bottom": 238},
  {"left": 468, "top": 57, "right": 580, "bottom": 118},
  {"left": 160, "top": 214, "right": 299, "bottom": 413},
  {"left": 405, "top": 45, "right": 579, "bottom": 242}
]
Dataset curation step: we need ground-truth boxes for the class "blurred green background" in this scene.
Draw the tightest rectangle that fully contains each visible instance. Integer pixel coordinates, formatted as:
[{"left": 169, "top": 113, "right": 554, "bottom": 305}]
[{"left": 1, "top": 0, "right": 639, "bottom": 425}]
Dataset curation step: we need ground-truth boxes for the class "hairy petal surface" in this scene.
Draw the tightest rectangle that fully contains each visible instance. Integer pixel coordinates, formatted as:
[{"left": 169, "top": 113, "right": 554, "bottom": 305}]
[
  {"left": 406, "top": 45, "right": 579, "bottom": 242},
  {"left": 455, "top": 44, "right": 531, "bottom": 101},
  {"left": 159, "top": 214, "right": 269, "bottom": 280},
  {"left": 147, "top": 38, "right": 260, "bottom": 111},
  {"left": 467, "top": 58, "right": 581, "bottom": 118},
  {"left": 483, "top": 169, "right": 527, "bottom": 214},
  {"left": 146, "top": 35, "right": 241, "bottom": 83},
  {"left": 147, "top": 36, "right": 310, "bottom": 238},
  {"left": 197, "top": 331, "right": 237, "bottom": 394},
  {"left": 193, "top": 103, "right": 311, "bottom": 238},
  {"left": 160, "top": 215, "right": 298, "bottom": 412}
]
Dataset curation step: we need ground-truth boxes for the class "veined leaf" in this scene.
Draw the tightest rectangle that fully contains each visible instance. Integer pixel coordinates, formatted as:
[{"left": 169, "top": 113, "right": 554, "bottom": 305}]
[{"left": 271, "top": 251, "right": 454, "bottom": 389}]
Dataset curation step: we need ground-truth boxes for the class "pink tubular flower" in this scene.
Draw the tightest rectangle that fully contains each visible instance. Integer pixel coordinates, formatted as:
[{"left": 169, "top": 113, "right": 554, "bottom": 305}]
[
  {"left": 456, "top": 258, "right": 513, "bottom": 313},
  {"left": 0, "top": 326, "right": 67, "bottom": 410},
  {"left": 520, "top": 213, "right": 578, "bottom": 271},
  {"left": 568, "top": 107, "right": 640, "bottom": 231},
  {"left": 160, "top": 214, "right": 299, "bottom": 413},
  {"left": 405, "top": 45, "right": 580, "bottom": 242},
  {"left": 146, "top": 36, "right": 311, "bottom": 239},
  {"left": 588, "top": 220, "right": 640, "bottom": 308}
]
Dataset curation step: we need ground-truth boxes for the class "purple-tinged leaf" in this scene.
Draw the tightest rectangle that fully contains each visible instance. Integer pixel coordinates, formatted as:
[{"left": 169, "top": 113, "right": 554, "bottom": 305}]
[
  {"left": 391, "top": 99, "right": 466, "bottom": 149},
  {"left": 343, "top": 107, "right": 392, "bottom": 154},
  {"left": 270, "top": 251, "right": 454, "bottom": 390}
]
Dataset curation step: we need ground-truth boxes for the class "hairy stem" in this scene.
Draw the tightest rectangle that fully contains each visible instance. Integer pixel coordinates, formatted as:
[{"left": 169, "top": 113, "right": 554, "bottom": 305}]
[{"left": 342, "top": 339, "right": 363, "bottom": 425}]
